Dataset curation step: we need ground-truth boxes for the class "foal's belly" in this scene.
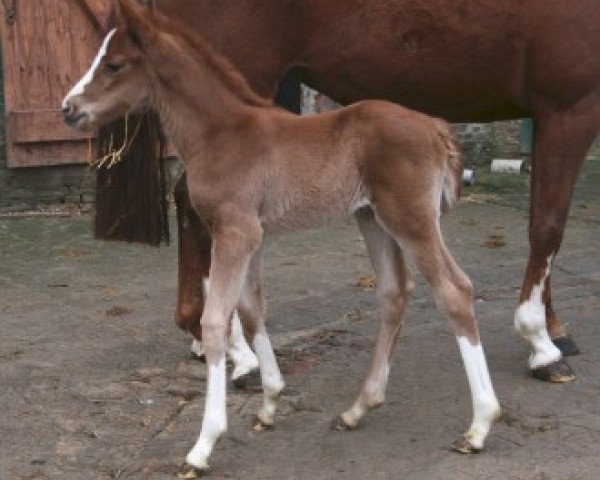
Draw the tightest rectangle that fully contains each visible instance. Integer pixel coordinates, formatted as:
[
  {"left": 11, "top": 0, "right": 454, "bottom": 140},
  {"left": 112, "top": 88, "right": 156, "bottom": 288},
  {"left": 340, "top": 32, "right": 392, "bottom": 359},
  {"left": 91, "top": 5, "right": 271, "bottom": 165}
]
[{"left": 260, "top": 182, "right": 367, "bottom": 233}]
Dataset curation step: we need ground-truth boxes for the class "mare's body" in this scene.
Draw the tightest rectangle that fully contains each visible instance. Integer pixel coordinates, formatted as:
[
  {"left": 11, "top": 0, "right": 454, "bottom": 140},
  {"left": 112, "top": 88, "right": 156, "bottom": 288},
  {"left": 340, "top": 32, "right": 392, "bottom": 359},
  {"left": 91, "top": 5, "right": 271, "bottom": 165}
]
[{"left": 141, "top": 0, "right": 600, "bottom": 381}]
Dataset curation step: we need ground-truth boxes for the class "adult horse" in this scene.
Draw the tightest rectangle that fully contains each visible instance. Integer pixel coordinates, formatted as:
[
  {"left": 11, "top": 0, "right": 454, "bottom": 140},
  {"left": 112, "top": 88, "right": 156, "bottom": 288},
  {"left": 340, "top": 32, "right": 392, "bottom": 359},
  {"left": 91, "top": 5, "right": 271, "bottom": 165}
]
[{"left": 100, "top": 0, "right": 600, "bottom": 382}]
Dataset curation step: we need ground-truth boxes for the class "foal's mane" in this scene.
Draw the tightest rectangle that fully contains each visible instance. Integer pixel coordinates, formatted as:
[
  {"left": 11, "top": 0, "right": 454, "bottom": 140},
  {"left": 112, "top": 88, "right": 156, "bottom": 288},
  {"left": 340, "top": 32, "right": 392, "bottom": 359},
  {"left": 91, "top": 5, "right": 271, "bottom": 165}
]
[{"left": 142, "top": 8, "right": 272, "bottom": 108}]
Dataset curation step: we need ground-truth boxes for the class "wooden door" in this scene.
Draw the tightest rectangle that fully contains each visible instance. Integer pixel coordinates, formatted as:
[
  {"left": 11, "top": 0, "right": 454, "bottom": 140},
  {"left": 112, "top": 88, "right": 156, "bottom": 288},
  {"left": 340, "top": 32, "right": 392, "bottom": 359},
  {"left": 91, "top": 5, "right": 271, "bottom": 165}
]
[{"left": 1, "top": 0, "right": 111, "bottom": 168}]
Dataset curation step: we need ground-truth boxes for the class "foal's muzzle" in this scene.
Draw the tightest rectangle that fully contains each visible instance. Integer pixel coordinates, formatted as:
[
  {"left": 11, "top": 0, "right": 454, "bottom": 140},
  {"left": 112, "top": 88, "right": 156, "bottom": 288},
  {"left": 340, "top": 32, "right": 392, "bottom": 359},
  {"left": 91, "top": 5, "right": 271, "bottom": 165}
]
[{"left": 61, "top": 101, "right": 88, "bottom": 130}]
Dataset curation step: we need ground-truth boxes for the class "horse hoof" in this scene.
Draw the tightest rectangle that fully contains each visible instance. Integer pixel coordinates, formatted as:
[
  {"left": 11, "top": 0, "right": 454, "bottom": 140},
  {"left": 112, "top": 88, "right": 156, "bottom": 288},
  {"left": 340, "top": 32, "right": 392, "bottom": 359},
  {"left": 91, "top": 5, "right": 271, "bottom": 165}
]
[
  {"left": 190, "top": 352, "right": 206, "bottom": 363},
  {"left": 178, "top": 465, "right": 205, "bottom": 479},
  {"left": 531, "top": 358, "right": 576, "bottom": 383},
  {"left": 552, "top": 335, "right": 580, "bottom": 357},
  {"left": 330, "top": 415, "right": 357, "bottom": 432},
  {"left": 232, "top": 368, "right": 262, "bottom": 392},
  {"left": 252, "top": 415, "right": 274, "bottom": 432},
  {"left": 451, "top": 435, "right": 482, "bottom": 454}
]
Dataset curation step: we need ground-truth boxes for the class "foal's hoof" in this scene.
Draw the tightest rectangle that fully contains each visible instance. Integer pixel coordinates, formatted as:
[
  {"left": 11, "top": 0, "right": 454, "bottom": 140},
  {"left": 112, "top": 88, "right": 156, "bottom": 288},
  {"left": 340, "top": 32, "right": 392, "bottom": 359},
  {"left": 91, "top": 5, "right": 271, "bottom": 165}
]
[
  {"left": 330, "top": 415, "right": 357, "bottom": 432},
  {"left": 531, "top": 358, "right": 576, "bottom": 383},
  {"left": 232, "top": 368, "right": 262, "bottom": 392},
  {"left": 451, "top": 435, "right": 482, "bottom": 454},
  {"left": 252, "top": 415, "right": 274, "bottom": 432},
  {"left": 178, "top": 465, "right": 205, "bottom": 479},
  {"left": 552, "top": 335, "right": 581, "bottom": 357}
]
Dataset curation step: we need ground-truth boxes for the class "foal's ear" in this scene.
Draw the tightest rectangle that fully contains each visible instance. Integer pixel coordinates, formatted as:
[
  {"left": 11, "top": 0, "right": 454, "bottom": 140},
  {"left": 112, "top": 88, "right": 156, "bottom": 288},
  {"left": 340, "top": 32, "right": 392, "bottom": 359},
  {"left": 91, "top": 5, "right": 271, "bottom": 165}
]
[{"left": 116, "top": 0, "right": 158, "bottom": 49}]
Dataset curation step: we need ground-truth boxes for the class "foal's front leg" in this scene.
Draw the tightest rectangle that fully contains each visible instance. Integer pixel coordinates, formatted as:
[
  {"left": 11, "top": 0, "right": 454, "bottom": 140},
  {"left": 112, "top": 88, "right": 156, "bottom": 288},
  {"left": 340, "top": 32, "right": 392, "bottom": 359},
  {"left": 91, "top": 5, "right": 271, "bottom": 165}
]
[
  {"left": 237, "top": 250, "right": 285, "bottom": 429},
  {"left": 185, "top": 220, "right": 263, "bottom": 471}
]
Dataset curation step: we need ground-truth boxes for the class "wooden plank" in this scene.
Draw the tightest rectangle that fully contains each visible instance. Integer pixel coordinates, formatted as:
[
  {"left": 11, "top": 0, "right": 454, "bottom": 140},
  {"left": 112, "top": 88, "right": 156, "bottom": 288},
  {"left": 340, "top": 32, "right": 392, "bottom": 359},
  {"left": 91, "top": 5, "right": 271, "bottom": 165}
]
[
  {"left": 0, "top": 0, "right": 164, "bottom": 168},
  {"left": 7, "top": 141, "right": 96, "bottom": 168},
  {"left": 7, "top": 110, "right": 93, "bottom": 144},
  {"left": 12, "top": 1, "right": 51, "bottom": 109},
  {"left": 1, "top": 0, "right": 106, "bottom": 168},
  {"left": 77, "top": 0, "right": 113, "bottom": 32}
]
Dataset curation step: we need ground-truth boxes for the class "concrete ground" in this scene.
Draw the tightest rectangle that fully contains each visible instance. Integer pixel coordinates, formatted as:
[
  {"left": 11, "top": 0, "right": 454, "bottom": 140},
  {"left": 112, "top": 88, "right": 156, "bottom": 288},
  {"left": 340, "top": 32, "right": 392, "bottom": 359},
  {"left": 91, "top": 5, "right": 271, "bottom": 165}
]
[{"left": 1, "top": 154, "right": 599, "bottom": 480}]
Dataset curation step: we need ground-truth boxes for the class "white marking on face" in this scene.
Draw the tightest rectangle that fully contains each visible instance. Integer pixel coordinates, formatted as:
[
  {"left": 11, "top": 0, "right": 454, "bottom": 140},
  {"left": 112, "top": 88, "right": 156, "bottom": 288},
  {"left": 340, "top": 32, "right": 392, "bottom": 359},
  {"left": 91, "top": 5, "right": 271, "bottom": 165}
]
[
  {"left": 62, "top": 28, "right": 117, "bottom": 108},
  {"left": 514, "top": 255, "right": 561, "bottom": 368},
  {"left": 186, "top": 357, "right": 227, "bottom": 470},
  {"left": 456, "top": 337, "right": 501, "bottom": 449}
]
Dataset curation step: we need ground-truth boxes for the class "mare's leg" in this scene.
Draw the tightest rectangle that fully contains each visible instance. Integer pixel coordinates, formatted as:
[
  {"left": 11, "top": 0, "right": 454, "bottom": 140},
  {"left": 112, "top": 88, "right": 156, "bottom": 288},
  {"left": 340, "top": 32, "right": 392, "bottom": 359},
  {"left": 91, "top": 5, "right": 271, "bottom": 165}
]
[
  {"left": 516, "top": 106, "right": 599, "bottom": 381},
  {"left": 174, "top": 174, "right": 210, "bottom": 334},
  {"left": 335, "top": 207, "right": 413, "bottom": 429},
  {"left": 185, "top": 219, "right": 262, "bottom": 471},
  {"left": 544, "top": 276, "right": 579, "bottom": 356},
  {"left": 236, "top": 250, "right": 285, "bottom": 428}
]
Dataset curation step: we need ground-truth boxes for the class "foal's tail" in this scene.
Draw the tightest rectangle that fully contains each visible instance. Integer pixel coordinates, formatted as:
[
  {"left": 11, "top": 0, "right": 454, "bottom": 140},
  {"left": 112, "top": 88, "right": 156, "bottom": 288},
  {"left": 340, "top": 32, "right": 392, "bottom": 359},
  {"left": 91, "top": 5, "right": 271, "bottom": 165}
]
[{"left": 436, "top": 120, "right": 463, "bottom": 213}]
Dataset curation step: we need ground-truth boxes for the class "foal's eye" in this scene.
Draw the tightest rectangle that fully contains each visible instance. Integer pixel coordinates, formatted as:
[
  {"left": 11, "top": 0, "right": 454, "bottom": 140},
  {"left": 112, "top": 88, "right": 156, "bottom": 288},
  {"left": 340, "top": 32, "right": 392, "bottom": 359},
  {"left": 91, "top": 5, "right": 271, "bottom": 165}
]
[{"left": 104, "top": 62, "right": 124, "bottom": 75}]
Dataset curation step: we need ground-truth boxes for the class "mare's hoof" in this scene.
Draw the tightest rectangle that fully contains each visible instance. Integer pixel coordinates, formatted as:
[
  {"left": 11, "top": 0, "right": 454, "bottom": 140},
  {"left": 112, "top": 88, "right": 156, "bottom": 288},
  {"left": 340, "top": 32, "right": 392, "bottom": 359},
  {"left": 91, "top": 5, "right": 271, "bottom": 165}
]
[
  {"left": 531, "top": 358, "right": 576, "bottom": 383},
  {"left": 552, "top": 335, "right": 580, "bottom": 357},
  {"left": 178, "top": 465, "right": 205, "bottom": 479},
  {"left": 451, "top": 435, "right": 482, "bottom": 454},
  {"left": 330, "top": 415, "right": 357, "bottom": 432},
  {"left": 232, "top": 368, "right": 262, "bottom": 392},
  {"left": 190, "top": 352, "right": 206, "bottom": 363},
  {"left": 252, "top": 415, "right": 274, "bottom": 432}
]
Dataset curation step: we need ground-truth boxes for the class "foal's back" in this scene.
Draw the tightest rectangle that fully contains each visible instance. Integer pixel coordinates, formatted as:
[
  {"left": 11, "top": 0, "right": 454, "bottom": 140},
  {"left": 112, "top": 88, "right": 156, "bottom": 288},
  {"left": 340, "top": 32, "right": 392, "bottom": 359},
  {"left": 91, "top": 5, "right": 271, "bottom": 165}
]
[{"left": 258, "top": 101, "right": 453, "bottom": 232}]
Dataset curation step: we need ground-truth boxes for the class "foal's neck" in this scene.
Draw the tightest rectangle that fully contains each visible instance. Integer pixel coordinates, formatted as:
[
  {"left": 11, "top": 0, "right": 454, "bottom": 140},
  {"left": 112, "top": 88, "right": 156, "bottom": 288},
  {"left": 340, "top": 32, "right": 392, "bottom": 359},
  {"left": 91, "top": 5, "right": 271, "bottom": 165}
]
[{"left": 148, "top": 32, "right": 270, "bottom": 159}]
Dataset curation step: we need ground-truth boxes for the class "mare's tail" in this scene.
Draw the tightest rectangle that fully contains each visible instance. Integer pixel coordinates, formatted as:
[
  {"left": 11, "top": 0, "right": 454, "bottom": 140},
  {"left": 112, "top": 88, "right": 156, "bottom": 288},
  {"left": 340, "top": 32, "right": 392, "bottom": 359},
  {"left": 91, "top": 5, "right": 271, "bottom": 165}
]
[
  {"left": 95, "top": 112, "right": 169, "bottom": 245},
  {"left": 435, "top": 120, "right": 463, "bottom": 213}
]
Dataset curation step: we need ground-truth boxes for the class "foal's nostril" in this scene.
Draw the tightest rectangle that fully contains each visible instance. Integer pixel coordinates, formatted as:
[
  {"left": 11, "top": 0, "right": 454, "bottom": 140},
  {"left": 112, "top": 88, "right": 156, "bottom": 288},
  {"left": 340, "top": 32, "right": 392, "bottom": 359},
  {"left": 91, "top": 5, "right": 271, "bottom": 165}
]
[{"left": 61, "top": 102, "right": 74, "bottom": 117}]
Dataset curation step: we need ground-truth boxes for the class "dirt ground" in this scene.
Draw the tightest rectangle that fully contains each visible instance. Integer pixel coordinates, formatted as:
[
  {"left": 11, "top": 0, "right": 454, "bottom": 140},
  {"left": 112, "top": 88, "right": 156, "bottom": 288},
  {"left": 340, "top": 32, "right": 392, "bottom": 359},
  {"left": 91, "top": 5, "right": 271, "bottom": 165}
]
[{"left": 1, "top": 154, "right": 599, "bottom": 480}]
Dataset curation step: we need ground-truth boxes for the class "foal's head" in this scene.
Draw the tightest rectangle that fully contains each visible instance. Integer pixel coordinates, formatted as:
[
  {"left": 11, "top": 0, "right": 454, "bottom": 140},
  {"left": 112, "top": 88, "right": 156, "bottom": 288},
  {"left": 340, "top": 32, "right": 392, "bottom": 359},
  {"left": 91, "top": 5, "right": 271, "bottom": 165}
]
[{"left": 62, "top": 0, "right": 160, "bottom": 131}]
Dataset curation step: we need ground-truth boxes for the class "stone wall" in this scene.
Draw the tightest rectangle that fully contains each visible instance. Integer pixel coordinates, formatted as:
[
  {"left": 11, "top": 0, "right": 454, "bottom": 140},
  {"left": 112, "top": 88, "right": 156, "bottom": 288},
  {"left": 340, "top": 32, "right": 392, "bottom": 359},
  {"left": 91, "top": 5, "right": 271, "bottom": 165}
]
[{"left": 453, "top": 120, "right": 524, "bottom": 167}]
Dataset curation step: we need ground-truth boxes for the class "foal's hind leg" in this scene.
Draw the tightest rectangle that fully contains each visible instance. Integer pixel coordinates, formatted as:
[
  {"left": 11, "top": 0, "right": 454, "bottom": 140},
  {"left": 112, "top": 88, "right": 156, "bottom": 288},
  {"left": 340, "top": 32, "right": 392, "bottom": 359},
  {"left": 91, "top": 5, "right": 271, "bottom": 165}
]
[
  {"left": 236, "top": 250, "right": 285, "bottom": 429},
  {"left": 409, "top": 229, "right": 500, "bottom": 451},
  {"left": 334, "top": 207, "right": 413, "bottom": 430},
  {"left": 381, "top": 207, "right": 500, "bottom": 452},
  {"left": 516, "top": 106, "right": 599, "bottom": 381}
]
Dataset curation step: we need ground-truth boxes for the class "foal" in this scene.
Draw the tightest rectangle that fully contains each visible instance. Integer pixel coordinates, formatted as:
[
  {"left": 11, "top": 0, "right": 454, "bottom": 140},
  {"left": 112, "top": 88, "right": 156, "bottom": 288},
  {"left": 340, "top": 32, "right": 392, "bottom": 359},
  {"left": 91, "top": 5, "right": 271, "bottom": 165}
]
[{"left": 62, "top": 0, "right": 500, "bottom": 471}]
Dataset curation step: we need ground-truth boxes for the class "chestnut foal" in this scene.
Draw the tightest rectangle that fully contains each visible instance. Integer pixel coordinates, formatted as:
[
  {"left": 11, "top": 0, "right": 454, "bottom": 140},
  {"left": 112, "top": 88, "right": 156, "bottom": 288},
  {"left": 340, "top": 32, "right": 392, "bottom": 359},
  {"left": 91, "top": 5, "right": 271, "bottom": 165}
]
[{"left": 62, "top": 0, "right": 500, "bottom": 471}]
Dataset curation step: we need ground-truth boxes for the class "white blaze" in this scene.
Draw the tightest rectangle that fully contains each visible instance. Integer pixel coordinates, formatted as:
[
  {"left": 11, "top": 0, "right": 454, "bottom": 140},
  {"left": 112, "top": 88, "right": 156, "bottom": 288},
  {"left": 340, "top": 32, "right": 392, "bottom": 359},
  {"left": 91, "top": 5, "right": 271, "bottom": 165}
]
[{"left": 62, "top": 28, "right": 117, "bottom": 107}]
